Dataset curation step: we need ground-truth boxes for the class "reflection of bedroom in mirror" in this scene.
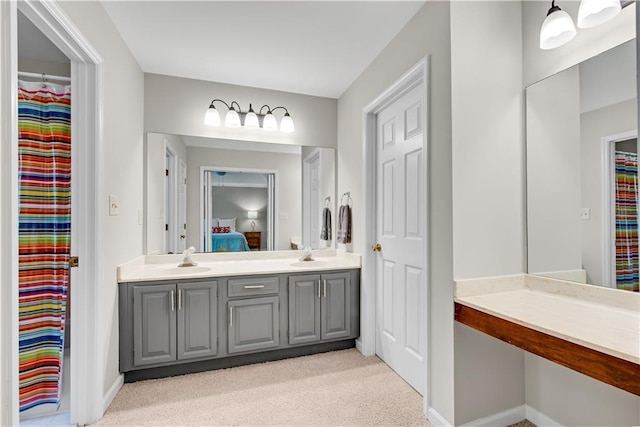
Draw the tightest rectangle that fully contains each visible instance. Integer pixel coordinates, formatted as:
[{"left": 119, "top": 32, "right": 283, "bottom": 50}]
[
  {"left": 526, "top": 37, "right": 638, "bottom": 291},
  {"left": 201, "top": 168, "right": 275, "bottom": 253},
  {"left": 144, "top": 132, "right": 335, "bottom": 254}
]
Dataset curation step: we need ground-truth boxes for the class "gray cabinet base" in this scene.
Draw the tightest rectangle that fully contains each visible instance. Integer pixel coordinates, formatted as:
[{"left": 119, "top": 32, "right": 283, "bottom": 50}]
[{"left": 124, "top": 339, "right": 355, "bottom": 383}]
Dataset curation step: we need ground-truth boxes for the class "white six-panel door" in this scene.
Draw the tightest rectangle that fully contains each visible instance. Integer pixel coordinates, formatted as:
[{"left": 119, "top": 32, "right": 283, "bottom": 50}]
[{"left": 374, "top": 83, "right": 426, "bottom": 395}]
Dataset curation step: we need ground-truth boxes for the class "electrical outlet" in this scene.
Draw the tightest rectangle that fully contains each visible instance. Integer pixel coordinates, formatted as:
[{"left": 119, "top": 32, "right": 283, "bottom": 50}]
[
  {"left": 580, "top": 208, "right": 591, "bottom": 220},
  {"left": 109, "top": 195, "right": 119, "bottom": 216}
]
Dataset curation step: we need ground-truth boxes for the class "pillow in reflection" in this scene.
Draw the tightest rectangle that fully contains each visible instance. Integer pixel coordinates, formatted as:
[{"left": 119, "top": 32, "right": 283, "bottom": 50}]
[
  {"left": 212, "top": 226, "right": 231, "bottom": 233},
  {"left": 218, "top": 218, "right": 236, "bottom": 232}
]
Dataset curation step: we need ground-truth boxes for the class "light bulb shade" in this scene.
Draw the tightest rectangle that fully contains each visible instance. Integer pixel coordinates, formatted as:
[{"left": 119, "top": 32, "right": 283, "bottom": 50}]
[
  {"left": 263, "top": 113, "right": 278, "bottom": 131},
  {"left": 225, "top": 109, "right": 241, "bottom": 128},
  {"left": 540, "top": 6, "right": 577, "bottom": 50},
  {"left": 244, "top": 111, "right": 259, "bottom": 129},
  {"left": 280, "top": 113, "right": 295, "bottom": 133},
  {"left": 204, "top": 107, "right": 221, "bottom": 126},
  {"left": 577, "top": 0, "right": 621, "bottom": 28},
  {"left": 247, "top": 211, "right": 258, "bottom": 219}
]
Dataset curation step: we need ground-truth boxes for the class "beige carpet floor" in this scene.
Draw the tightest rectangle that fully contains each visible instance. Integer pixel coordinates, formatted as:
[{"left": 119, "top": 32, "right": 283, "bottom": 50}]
[{"left": 94, "top": 349, "right": 432, "bottom": 426}]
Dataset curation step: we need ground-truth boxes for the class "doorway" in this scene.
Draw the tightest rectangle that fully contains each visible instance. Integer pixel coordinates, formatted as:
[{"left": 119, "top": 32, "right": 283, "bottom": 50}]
[
  {"left": 1, "top": 1, "right": 104, "bottom": 425},
  {"left": 200, "top": 167, "right": 276, "bottom": 253},
  {"left": 362, "top": 59, "right": 429, "bottom": 399}
]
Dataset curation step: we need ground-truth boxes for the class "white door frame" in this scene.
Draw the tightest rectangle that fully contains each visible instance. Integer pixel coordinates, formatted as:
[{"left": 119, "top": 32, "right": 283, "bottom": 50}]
[
  {"left": 165, "top": 145, "right": 177, "bottom": 253},
  {"left": 360, "top": 57, "right": 430, "bottom": 407},
  {"left": 1, "top": 1, "right": 104, "bottom": 425},
  {"left": 302, "top": 148, "right": 321, "bottom": 249},
  {"left": 199, "top": 166, "right": 278, "bottom": 252},
  {"left": 601, "top": 129, "right": 638, "bottom": 288}
]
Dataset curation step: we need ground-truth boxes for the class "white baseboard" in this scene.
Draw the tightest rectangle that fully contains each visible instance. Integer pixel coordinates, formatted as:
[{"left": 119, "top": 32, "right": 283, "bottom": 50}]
[
  {"left": 103, "top": 374, "right": 123, "bottom": 413},
  {"left": 526, "top": 405, "right": 563, "bottom": 427},
  {"left": 428, "top": 407, "right": 453, "bottom": 427},
  {"left": 459, "top": 404, "right": 526, "bottom": 427}
]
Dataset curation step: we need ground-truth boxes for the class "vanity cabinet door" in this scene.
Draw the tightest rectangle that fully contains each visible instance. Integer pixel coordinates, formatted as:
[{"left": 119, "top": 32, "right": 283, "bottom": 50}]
[
  {"left": 177, "top": 281, "right": 217, "bottom": 360},
  {"left": 228, "top": 296, "right": 280, "bottom": 354},
  {"left": 289, "top": 272, "right": 351, "bottom": 344},
  {"left": 321, "top": 272, "right": 351, "bottom": 340},
  {"left": 133, "top": 284, "right": 177, "bottom": 366},
  {"left": 288, "top": 274, "right": 321, "bottom": 345}
]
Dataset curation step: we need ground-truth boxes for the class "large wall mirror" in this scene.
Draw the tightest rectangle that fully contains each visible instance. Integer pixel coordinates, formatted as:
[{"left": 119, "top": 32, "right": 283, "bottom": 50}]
[
  {"left": 526, "top": 34, "right": 637, "bottom": 291},
  {"left": 144, "top": 132, "right": 336, "bottom": 254}
]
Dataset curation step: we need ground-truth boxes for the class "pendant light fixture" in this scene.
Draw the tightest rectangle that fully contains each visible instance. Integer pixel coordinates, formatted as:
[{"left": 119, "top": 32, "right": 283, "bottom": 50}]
[
  {"left": 577, "top": 0, "right": 621, "bottom": 28},
  {"left": 539, "top": 0, "right": 577, "bottom": 50},
  {"left": 204, "top": 99, "right": 295, "bottom": 133}
]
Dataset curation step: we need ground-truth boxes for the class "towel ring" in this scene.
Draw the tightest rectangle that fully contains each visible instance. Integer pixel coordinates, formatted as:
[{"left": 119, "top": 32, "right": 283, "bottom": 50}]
[
  {"left": 341, "top": 192, "right": 352, "bottom": 206},
  {"left": 324, "top": 196, "right": 331, "bottom": 208}
]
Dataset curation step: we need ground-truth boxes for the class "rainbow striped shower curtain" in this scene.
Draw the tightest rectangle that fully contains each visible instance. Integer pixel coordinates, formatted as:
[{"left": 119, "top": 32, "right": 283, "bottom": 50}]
[
  {"left": 615, "top": 150, "right": 638, "bottom": 291},
  {"left": 18, "top": 80, "right": 72, "bottom": 411}
]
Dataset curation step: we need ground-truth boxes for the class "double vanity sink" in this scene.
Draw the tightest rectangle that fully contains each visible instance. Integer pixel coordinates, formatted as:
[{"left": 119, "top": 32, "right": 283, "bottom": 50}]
[
  {"left": 118, "top": 249, "right": 360, "bottom": 282},
  {"left": 117, "top": 249, "right": 361, "bottom": 381}
]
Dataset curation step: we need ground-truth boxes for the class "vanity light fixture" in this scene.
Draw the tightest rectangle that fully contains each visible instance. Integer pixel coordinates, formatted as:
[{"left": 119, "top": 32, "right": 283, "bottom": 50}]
[
  {"left": 539, "top": 0, "right": 577, "bottom": 50},
  {"left": 204, "top": 99, "right": 295, "bottom": 133},
  {"left": 577, "top": 0, "right": 621, "bottom": 28},
  {"left": 540, "top": 0, "right": 626, "bottom": 50}
]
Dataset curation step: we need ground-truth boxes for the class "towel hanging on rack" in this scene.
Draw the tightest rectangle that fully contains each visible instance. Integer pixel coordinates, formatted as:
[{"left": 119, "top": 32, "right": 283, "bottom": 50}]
[
  {"left": 337, "top": 204, "right": 351, "bottom": 244},
  {"left": 320, "top": 206, "right": 331, "bottom": 241}
]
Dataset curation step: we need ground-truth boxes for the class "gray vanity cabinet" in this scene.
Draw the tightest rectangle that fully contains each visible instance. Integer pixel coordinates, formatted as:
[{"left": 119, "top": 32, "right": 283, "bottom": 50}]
[
  {"left": 226, "top": 276, "right": 281, "bottom": 354},
  {"left": 132, "top": 281, "right": 217, "bottom": 367},
  {"left": 133, "top": 284, "right": 177, "bottom": 366},
  {"left": 228, "top": 296, "right": 280, "bottom": 354},
  {"left": 120, "top": 269, "right": 359, "bottom": 379},
  {"left": 288, "top": 272, "right": 351, "bottom": 345}
]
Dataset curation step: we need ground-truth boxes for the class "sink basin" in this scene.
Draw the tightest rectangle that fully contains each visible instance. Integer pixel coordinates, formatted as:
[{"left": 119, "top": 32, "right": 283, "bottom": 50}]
[
  {"left": 290, "top": 261, "right": 333, "bottom": 268},
  {"left": 160, "top": 266, "right": 211, "bottom": 275}
]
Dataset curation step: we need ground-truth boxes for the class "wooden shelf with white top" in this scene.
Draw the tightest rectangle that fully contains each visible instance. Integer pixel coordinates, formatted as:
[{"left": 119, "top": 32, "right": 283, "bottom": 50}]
[{"left": 454, "top": 274, "right": 640, "bottom": 397}]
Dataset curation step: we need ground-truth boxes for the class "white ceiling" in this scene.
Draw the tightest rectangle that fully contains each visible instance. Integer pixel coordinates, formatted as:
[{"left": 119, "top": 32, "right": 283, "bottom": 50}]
[{"left": 101, "top": 1, "right": 425, "bottom": 98}]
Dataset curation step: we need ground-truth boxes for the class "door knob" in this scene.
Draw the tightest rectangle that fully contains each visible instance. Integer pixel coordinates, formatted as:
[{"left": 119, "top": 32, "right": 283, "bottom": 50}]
[
  {"left": 372, "top": 243, "right": 382, "bottom": 252},
  {"left": 179, "top": 234, "right": 186, "bottom": 239}
]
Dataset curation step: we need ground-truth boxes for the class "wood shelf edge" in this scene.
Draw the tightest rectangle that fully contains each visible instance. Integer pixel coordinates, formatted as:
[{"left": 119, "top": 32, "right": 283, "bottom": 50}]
[{"left": 454, "top": 302, "right": 640, "bottom": 396}]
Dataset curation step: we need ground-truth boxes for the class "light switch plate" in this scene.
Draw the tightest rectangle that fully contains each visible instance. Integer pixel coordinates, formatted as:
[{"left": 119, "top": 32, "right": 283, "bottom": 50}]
[
  {"left": 580, "top": 208, "right": 591, "bottom": 220},
  {"left": 109, "top": 195, "right": 119, "bottom": 216}
]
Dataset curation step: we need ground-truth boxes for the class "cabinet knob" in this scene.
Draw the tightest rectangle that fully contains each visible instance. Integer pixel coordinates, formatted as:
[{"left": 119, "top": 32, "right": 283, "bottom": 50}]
[{"left": 372, "top": 243, "right": 382, "bottom": 252}]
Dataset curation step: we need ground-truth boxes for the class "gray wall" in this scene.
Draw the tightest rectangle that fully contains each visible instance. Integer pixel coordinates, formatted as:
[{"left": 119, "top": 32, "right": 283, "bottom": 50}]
[
  {"left": 450, "top": 1, "right": 526, "bottom": 424},
  {"left": 337, "top": 1, "right": 455, "bottom": 422},
  {"left": 144, "top": 73, "right": 337, "bottom": 148},
  {"left": 527, "top": 66, "right": 582, "bottom": 275},
  {"left": 59, "top": 0, "right": 145, "bottom": 400}
]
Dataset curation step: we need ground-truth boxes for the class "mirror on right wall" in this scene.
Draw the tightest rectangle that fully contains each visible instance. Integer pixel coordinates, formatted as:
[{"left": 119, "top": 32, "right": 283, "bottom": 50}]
[{"left": 526, "top": 36, "right": 638, "bottom": 291}]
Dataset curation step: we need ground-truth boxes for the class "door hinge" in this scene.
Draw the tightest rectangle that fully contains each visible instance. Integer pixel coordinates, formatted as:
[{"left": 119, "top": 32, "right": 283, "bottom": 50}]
[
  {"left": 165, "top": 224, "right": 169, "bottom": 231},
  {"left": 183, "top": 223, "right": 187, "bottom": 230},
  {"left": 184, "top": 178, "right": 187, "bottom": 185},
  {"left": 165, "top": 169, "right": 169, "bottom": 176},
  {"left": 69, "top": 256, "right": 79, "bottom": 268}
]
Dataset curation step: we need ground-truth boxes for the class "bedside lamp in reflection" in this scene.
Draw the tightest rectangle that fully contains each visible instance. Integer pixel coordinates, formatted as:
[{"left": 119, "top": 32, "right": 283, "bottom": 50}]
[{"left": 247, "top": 211, "right": 258, "bottom": 231}]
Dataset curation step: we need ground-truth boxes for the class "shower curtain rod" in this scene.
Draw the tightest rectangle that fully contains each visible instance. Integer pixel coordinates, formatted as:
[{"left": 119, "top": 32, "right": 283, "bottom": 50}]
[{"left": 18, "top": 71, "right": 71, "bottom": 83}]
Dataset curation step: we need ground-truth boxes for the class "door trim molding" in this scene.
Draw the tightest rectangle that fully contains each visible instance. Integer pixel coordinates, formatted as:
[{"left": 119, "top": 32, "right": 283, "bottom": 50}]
[
  {"left": 361, "top": 57, "right": 430, "bottom": 399},
  {"left": 601, "top": 129, "right": 637, "bottom": 288},
  {"left": 2, "top": 1, "right": 105, "bottom": 424}
]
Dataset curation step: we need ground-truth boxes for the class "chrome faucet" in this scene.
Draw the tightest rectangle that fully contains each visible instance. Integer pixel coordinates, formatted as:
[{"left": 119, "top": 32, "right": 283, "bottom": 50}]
[
  {"left": 178, "top": 246, "right": 198, "bottom": 267},
  {"left": 299, "top": 246, "right": 314, "bottom": 262}
]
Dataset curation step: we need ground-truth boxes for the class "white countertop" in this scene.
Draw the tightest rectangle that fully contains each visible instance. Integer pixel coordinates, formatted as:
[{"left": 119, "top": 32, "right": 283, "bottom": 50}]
[
  {"left": 118, "top": 249, "right": 361, "bottom": 283},
  {"left": 455, "top": 274, "right": 640, "bottom": 365}
]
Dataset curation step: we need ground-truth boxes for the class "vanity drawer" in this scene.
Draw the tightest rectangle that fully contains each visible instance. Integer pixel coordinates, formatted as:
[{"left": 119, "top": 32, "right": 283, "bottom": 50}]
[{"left": 228, "top": 276, "right": 279, "bottom": 297}]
